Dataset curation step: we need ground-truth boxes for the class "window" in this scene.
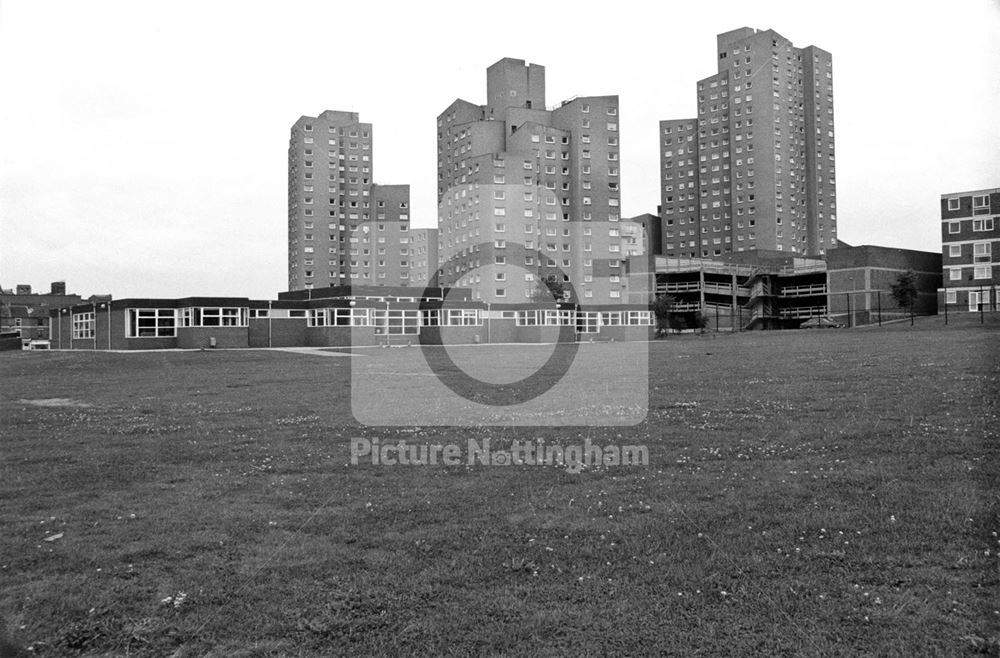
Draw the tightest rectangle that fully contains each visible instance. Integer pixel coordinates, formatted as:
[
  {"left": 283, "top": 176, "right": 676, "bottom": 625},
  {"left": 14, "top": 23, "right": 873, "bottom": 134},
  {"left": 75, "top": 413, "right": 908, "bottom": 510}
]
[
  {"left": 600, "top": 311, "right": 622, "bottom": 326},
  {"left": 127, "top": 309, "right": 176, "bottom": 337},
  {"left": 973, "top": 218, "right": 994, "bottom": 231},
  {"left": 578, "top": 312, "right": 600, "bottom": 333},
  {"left": 307, "top": 309, "right": 328, "bottom": 327},
  {"left": 72, "top": 312, "right": 95, "bottom": 339},
  {"left": 974, "top": 265, "right": 992, "bottom": 279},
  {"left": 332, "top": 308, "right": 370, "bottom": 326},
  {"left": 949, "top": 244, "right": 961, "bottom": 257},
  {"left": 945, "top": 290, "right": 957, "bottom": 304},
  {"left": 948, "top": 221, "right": 960, "bottom": 234},
  {"left": 949, "top": 268, "right": 961, "bottom": 281},
  {"left": 178, "top": 307, "right": 248, "bottom": 327},
  {"left": 627, "top": 311, "right": 652, "bottom": 326},
  {"left": 516, "top": 310, "right": 539, "bottom": 326},
  {"left": 543, "top": 310, "right": 575, "bottom": 326},
  {"left": 947, "top": 198, "right": 960, "bottom": 211},
  {"left": 444, "top": 309, "right": 480, "bottom": 326},
  {"left": 973, "top": 195, "right": 988, "bottom": 208},
  {"left": 372, "top": 309, "right": 420, "bottom": 335}
]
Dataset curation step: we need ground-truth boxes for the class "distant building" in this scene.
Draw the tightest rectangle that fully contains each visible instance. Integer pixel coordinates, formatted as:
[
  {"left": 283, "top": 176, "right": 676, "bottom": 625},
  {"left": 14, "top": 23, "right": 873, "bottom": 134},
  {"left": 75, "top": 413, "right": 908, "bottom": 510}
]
[
  {"left": 652, "top": 243, "right": 940, "bottom": 330},
  {"left": 619, "top": 222, "right": 645, "bottom": 259},
  {"left": 437, "top": 57, "right": 626, "bottom": 303},
  {"left": 287, "top": 110, "right": 412, "bottom": 291},
  {"left": 0, "top": 281, "right": 83, "bottom": 341},
  {"left": 626, "top": 213, "right": 662, "bottom": 257},
  {"left": 827, "top": 245, "right": 941, "bottom": 324},
  {"left": 410, "top": 228, "right": 440, "bottom": 288},
  {"left": 659, "top": 27, "right": 837, "bottom": 259},
  {"left": 939, "top": 187, "right": 999, "bottom": 311}
]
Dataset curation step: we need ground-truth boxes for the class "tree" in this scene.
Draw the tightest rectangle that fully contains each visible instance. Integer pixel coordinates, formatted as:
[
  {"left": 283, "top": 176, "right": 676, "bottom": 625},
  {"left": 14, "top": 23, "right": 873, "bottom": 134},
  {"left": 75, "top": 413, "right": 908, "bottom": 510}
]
[
  {"left": 891, "top": 271, "right": 919, "bottom": 311},
  {"left": 891, "top": 270, "right": 919, "bottom": 325},
  {"left": 532, "top": 275, "right": 568, "bottom": 303},
  {"left": 649, "top": 294, "right": 675, "bottom": 337}
]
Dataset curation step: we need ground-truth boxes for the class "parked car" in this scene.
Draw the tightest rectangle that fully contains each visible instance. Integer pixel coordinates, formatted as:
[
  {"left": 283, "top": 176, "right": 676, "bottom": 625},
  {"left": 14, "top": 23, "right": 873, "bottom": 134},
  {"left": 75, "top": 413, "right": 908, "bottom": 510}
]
[{"left": 800, "top": 316, "right": 844, "bottom": 329}]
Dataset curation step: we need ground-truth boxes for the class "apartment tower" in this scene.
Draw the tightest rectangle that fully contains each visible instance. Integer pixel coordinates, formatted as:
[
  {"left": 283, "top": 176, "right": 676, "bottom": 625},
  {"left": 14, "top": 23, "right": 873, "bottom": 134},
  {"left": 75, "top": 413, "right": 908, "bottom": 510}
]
[
  {"left": 659, "top": 28, "right": 837, "bottom": 259},
  {"left": 409, "top": 228, "right": 440, "bottom": 288},
  {"left": 940, "top": 187, "right": 999, "bottom": 311},
  {"left": 437, "top": 58, "right": 625, "bottom": 303},
  {"left": 288, "top": 110, "right": 412, "bottom": 290}
]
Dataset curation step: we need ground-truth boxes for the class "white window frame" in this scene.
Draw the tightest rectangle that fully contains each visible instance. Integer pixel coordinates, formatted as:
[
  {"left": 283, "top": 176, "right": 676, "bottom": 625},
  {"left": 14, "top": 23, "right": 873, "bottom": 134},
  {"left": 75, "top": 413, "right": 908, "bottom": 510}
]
[
  {"left": 578, "top": 311, "right": 600, "bottom": 333},
  {"left": 627, "top": 311, "right": 652, "bottom": 326},
  {"left": 515, "top": 310, "right": 539, "bottom": 326},
  {"left": 127, "top": 308, "right": 177, "bottom": 338},
  {"left": 178, "top": 307, "right": 248, "bottom": 327},
  {"left": 72, "top": 312, "right": 95, "bottom": 339},
  {"left": 444, "top": 309, "right": 481, "bottom": 326}
]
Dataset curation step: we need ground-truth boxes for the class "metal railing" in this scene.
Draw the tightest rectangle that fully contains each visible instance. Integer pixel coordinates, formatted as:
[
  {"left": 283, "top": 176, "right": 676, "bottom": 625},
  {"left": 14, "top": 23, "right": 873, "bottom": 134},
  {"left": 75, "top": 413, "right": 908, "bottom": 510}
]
[
  {"left": 780, "top": 305, "right": 828, "bottom": 318},
  {"left": 779, "top": 284, "right": 828, "bottom": 297}
]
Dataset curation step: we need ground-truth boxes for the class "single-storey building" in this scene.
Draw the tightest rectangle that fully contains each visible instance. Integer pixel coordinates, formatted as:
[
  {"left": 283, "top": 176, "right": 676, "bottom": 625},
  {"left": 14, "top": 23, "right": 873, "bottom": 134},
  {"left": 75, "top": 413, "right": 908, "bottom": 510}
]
[{"left": 49, "top": 286, "right": 654, "bottom": 350}]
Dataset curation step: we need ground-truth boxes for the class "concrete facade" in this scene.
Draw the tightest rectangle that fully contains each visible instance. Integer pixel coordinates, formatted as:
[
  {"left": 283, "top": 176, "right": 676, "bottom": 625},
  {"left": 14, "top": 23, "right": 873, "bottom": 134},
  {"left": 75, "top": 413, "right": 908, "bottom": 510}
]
[
  {"left": 410, "top": 228, "right": 440, "bottom": 288},
  {"left": 659, "top": 28, "right": 837, "bottom": 259},
  {"left": 437, "top": 58, "right": 628, "bottom": 305},
  {"left": 287, "top": 111, "right": 412, "bottom": 291},
  {"left": 653, "top": 243, "right": 940, "bottom": 330}
]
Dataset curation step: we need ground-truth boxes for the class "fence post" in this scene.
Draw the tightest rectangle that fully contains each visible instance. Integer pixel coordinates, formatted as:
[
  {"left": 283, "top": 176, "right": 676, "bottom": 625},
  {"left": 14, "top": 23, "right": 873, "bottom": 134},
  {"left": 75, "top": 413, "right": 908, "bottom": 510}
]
[{"left": 944, "top": 295, "right": 948, "bottom": 325}]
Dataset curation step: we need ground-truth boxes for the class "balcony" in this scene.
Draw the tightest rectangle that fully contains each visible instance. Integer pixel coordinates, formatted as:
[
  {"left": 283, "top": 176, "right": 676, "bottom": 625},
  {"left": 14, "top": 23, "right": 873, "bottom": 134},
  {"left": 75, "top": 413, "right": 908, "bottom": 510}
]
[
  {"left": 779, "top": 283, "right": 827, "bottom": 297},
  {"left": 703, "top": 282, "right": 733, "bottom": 295},
  {"left": 780, "top": 305, "right": 828, "bottom": 318},
  {"left": 662, "top": 281, "right": 701, "bottom": 292}
]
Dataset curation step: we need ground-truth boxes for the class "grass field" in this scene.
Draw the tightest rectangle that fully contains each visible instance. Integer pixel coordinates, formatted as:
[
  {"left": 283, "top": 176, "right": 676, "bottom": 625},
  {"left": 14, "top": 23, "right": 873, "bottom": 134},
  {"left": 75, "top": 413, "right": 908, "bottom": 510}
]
[{"left": 1, "top": 323, "right": 998, "bottom": 656}]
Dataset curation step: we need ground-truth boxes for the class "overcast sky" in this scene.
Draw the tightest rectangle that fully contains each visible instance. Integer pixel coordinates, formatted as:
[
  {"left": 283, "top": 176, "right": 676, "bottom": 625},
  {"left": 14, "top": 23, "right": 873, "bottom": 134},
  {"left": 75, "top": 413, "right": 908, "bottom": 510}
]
[{"left": 2, "top": 1, "right": 998, "bottom": 299}]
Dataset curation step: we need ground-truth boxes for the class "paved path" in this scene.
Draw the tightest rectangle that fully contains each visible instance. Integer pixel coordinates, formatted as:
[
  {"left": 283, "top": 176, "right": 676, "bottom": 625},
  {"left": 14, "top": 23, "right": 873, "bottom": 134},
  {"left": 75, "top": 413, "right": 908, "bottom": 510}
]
[{"left": 268, "top": 347, "right": 359, "bottom": 357}]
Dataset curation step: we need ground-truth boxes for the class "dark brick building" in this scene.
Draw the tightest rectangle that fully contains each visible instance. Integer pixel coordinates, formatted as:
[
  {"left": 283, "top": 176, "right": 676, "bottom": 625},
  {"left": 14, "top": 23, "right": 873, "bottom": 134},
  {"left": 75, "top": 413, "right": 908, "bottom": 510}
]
[{"left": 940, "top": 187, "right": 999, "bottom": 312}]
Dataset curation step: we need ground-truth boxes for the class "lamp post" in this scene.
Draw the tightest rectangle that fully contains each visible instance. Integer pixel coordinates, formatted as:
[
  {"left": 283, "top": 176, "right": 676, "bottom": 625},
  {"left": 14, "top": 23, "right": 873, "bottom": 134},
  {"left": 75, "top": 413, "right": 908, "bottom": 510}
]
[
  {"left": 847, "top": 276, "right": 854, "bottom": 328},
  {"left": 105, "top": 298, "right": 112, "bottom": 351},
  {"left": 385, "top": 299, "right": 391, "bottom": 346}
]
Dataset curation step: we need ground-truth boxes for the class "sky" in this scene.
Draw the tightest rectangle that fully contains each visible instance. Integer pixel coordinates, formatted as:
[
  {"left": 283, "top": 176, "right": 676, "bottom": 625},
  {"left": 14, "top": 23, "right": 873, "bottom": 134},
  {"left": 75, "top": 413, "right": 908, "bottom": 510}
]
[{"left": 1, "top": 0, "right": 998, "bottom": 300}]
